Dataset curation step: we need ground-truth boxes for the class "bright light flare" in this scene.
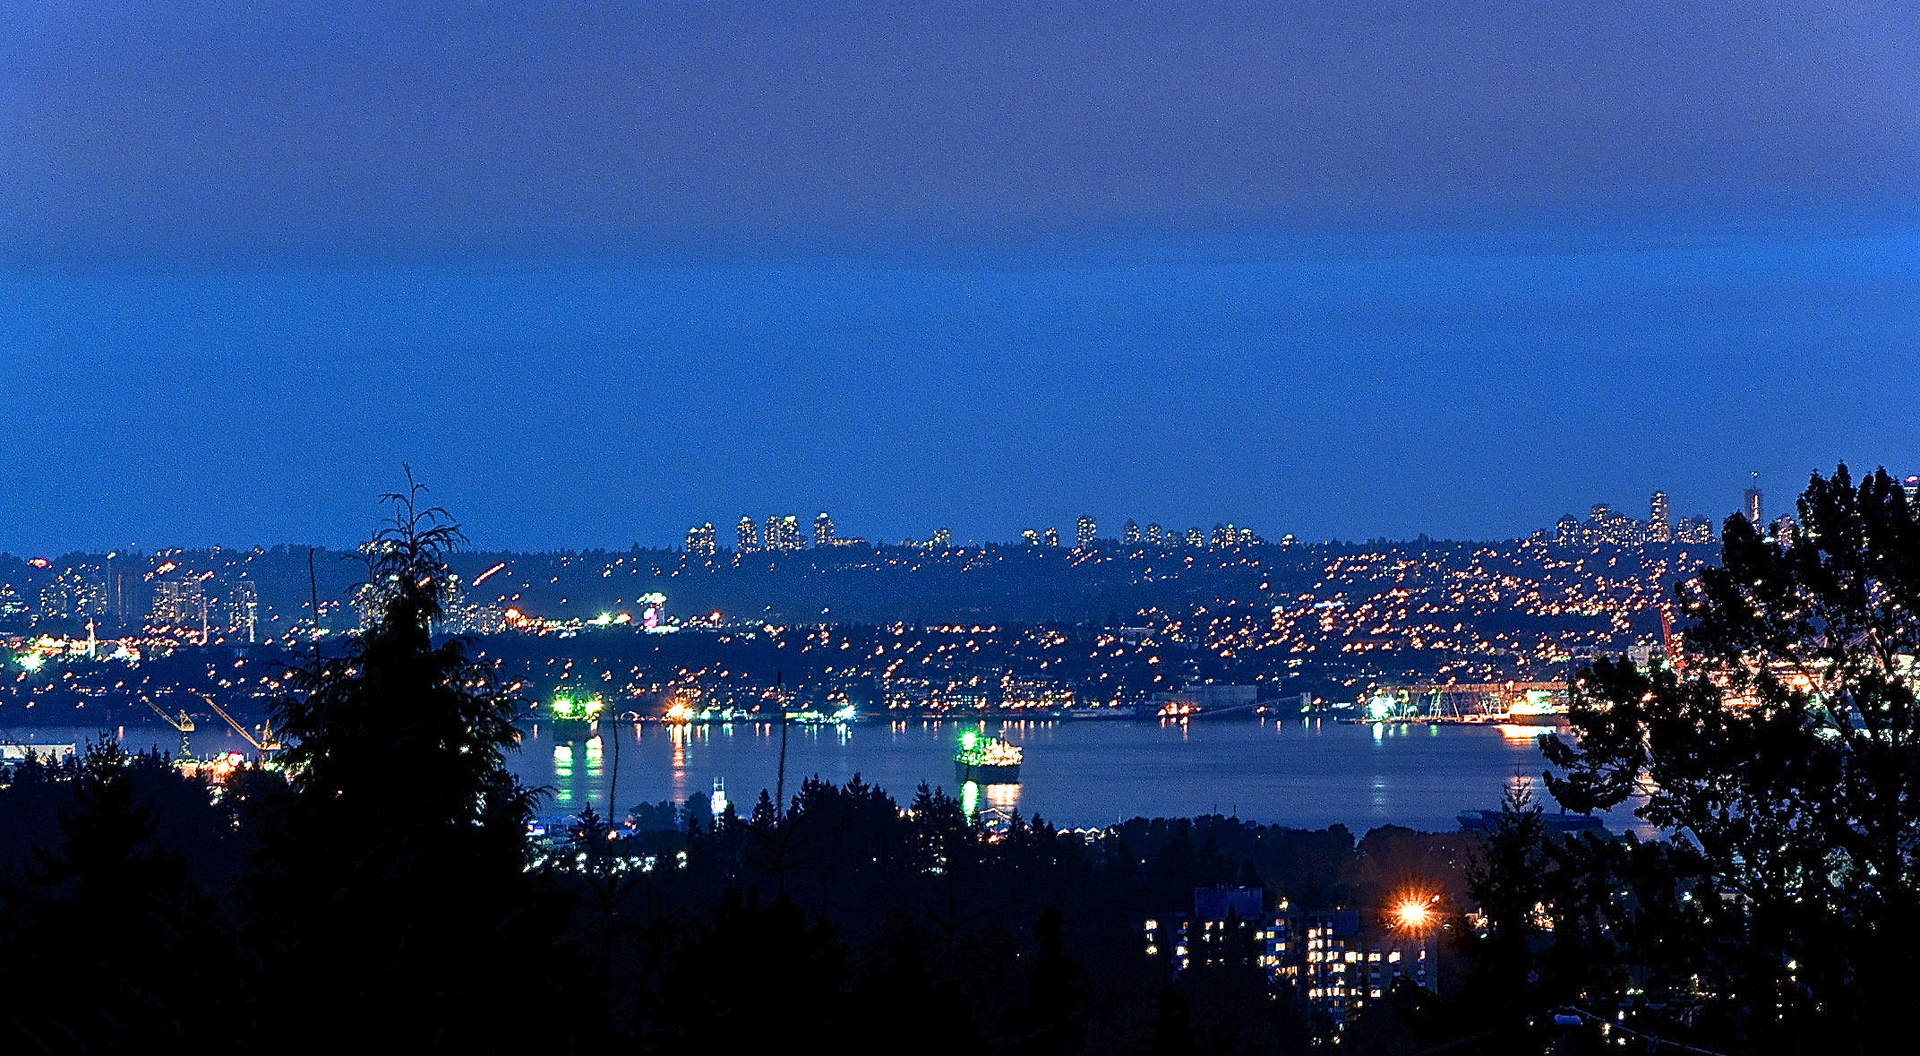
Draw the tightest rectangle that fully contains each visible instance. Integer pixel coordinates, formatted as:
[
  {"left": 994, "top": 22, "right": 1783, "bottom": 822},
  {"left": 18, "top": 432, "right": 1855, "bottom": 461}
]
[{"left": 1394, "top": 895, "right": 1437, "bottom": 930}]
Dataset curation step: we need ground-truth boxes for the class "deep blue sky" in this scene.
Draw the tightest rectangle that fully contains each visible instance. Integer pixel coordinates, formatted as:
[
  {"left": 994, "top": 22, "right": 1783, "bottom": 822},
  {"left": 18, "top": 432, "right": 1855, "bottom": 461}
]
[{"left": 3, "top": 2, "right": 1917, "bottom": 552}]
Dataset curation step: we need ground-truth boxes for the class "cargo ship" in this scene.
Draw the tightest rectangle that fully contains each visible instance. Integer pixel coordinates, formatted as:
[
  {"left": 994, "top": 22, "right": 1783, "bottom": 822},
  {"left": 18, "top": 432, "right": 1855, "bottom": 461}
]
[
  {"left": 1500, "top": 689, "right": 1570, "bottom": 727},
  {"left": 954, "top": 730, "right": 1022, "bottom": 784}
]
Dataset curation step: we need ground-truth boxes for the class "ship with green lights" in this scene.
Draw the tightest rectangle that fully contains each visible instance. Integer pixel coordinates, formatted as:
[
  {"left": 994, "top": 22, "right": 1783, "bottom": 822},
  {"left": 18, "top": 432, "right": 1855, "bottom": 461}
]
[
  {"left": 545, "top": 692, "right": 604, "bottom": 741},
  {"left": 954, "top": 730, "right": 1022, "bottom": 784}
]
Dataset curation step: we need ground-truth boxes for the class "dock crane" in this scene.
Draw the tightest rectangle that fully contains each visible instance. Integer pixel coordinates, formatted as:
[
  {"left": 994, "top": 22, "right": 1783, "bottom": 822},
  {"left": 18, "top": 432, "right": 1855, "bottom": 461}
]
[
  {"left": 193, "top": 691, "right": 283, "bottom": 754},
  {"left": 1659, "top": 601, "right": 1685, "bottom": 671},
  {"left": 143, "top": 699, "right": 195, "bottom": 732},
  {"left": 143, "top": 698, "right": 196, "bottom": 760}
]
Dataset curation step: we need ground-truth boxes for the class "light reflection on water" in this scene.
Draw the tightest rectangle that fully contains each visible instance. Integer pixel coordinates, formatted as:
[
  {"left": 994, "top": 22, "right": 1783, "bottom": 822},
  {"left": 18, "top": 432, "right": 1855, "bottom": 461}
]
[{"left": 18, "top": 718, "right": 1648, "bottom": 834}]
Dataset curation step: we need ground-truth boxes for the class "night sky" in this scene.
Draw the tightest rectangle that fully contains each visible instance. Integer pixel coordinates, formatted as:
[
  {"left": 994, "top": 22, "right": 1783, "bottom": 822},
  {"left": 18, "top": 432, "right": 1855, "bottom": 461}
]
[{"left": 4, "top": 2, "right": 1917, "bottom": 552}]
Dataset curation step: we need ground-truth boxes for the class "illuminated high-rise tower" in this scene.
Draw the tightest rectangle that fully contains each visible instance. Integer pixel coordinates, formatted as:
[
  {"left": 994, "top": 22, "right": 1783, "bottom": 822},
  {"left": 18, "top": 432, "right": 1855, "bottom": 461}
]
[
  {"left": 766, "top": 515, "right": 803, "bottom": 551},
  {"left": 150, "top": 575, "right": 208, "bottom": 631},
  {"left": 1144, "top": 522, "right": 1164, "bottom": 546},
  {"left": 932, "top": 527, "right": 952, "bottom": 549},
  {"left": 1743, "top": 474, "right": 1763, "bottom": 526},
  {"left": 1121, "top": 519, "right": 1141, "bottom": 546},
  {"left": 737, "top": 516, "right": 761, "bottom": 553},
  {"left": 109, "top": 565, "right": 145, "bottom": 627},
  {"left": 813, "top": 512, "right": 835, "bottom": 548},
  {"left": 686, "top": 522, "right": 717, "bottom": 557},
  {"left": 1649, "top": 492, "right": 1671, "bottom": 543},
  {"left": 1075, "top": 515, "right": 1097, "bottom": 548},
  {"left": 1043, "top": 527, "right": 1060, "bottom": 547},
  {"left": 225, "top": 578, "right": 260, "bottom": 643}
]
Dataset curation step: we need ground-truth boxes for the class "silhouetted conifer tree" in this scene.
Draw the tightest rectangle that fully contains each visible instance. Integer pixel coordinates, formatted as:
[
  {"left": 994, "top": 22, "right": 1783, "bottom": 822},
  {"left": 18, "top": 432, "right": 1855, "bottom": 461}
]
[
  {"left": 247, "top": 472, "right": 577, "bottom": 1050},
  {"left": 1545, "top": 465, "right": 1920, "bottom": 1052}
]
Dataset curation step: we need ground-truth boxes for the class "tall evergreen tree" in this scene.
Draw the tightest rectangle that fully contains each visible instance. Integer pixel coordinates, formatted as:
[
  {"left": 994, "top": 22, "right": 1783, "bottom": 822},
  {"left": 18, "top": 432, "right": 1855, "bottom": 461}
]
[
  {"left": 248, "top": 472, "right": 574, "bottom": 1049},
  {"left": 1545, "top": 464, "right": 1920, "bottom": 1052}
]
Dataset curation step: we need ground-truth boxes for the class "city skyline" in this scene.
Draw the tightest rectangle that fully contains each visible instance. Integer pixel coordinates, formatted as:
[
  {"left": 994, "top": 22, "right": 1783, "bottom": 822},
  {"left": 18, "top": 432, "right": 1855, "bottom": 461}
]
[{"left": 0, "top": 470, "right": 1861, "bottom": 556}]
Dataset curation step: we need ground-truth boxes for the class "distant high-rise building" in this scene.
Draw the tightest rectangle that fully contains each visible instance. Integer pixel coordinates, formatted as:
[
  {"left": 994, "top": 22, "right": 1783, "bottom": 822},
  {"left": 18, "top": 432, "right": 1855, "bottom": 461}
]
[
  {"left": 1043, "top": 527, "right": 1060, "bottom": 547},
  {"left": 1676, "top": 515, "right": 1714, "bottom": 545},
  {"left": 0, "top": 584, "right": 25, "bottom": 625},
  {"left": 1121, "top": 519, "right": 1141, "bottom": 546},
  {"left": 1772, "top": 515, "right": 1797, "bottom": 548},
  {"left": 150, "top": 576, "right": 208, "bottom": 633},
  {"left": 223, "top": 578, "right": 260, "bottom": 643},
  {"left": 737, "top": 516, "right": 761, "bottom": 553},
  {"left": 1743, "top": 475, "right": 1763, "bottom": 526},
  {"left": 813, "top": 512, "right": 835, "bottom": 548},
  {"left": 1209, "top": 524, "right": 1231, "bottom": 549},
  {"left": 39, "top": 569, "right": 106, "bottom": 625},
  {"left": 932, "top": 527, "right": 952, "bottom": 549},
  {"left": 1184, "top": 527, "right": 1204, "bottom": 548},
  {"left": 109, "top": 565, "right": 146, "bottom": 626},
  {"left": 1649, "top": 491, "right": 1671, "bottom": 543},
  {"left": 1554, "top": 515, "right": 1581, "bottom": 547},
  {"left": 1075, "top": 515, "right": 1097, "bottom": 549},
  {"left": 1145, "top": 522, "right": 1164, "bottom": 546},
  {"left": 1022, "top": 529, "right": 1040, "bottom": 547},
  {"left": 766, "top": 515, "right": 803, "bottom": 551},
  {"left": 1584, "top": 503, "right": 1642, "bottom": 546},
  {"left": 686, "top": 522, "right": 717, "bottom": 557}
]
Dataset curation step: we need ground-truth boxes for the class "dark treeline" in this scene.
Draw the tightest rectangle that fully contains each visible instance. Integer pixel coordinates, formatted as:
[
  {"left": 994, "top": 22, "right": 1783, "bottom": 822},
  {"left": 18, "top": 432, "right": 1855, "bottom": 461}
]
[
  {"left": 0, "top": 739, "right": 1481, "bottom": 1053},
  {"left": 3, "top": 467, "right": 1913, "bottom": 1055}
]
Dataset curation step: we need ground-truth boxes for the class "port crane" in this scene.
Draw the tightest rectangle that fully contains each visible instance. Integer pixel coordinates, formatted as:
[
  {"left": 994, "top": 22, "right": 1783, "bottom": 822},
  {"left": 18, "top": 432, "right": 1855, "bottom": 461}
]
[
  {"left": 1659, "top": 601, "right": 1685, "bottom": 671},
  {"left": 142, "top": 698, "right": 196, "bottom": 759},
  {"left": 143, "top": 699, "right": 195, "bottom": 733},
  {"left": 193, "top": 691, "right": 283, "bottom": 754}
]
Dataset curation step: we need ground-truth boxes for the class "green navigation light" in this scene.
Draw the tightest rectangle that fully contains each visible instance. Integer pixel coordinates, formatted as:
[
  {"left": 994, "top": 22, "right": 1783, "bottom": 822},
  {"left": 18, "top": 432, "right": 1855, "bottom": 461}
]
[{"left": 550, "top": 693, "right": 605, "bottom": 722}]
